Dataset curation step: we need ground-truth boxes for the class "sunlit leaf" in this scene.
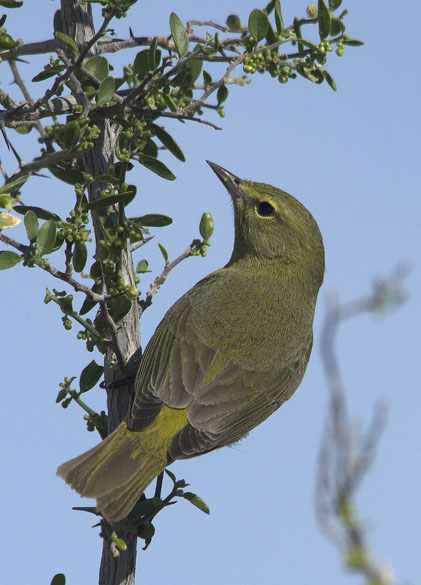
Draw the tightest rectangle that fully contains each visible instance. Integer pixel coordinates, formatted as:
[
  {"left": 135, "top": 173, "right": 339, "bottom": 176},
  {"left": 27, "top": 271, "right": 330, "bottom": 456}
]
[{"left": 0, "top": 212, "right": 21, "bottom": 229}]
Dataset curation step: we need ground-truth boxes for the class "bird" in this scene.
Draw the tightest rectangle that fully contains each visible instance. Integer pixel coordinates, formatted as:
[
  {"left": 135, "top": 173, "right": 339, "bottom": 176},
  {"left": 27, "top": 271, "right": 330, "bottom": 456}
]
[{"left": 57, "top": 161, "right": 325, "bottom": 523}]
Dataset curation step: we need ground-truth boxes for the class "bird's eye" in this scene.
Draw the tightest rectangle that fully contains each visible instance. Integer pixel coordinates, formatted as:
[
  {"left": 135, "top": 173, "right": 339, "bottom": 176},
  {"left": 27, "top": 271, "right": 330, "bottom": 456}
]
[{"left": 257, "top": 201, "right": 275, "bottom": 217}]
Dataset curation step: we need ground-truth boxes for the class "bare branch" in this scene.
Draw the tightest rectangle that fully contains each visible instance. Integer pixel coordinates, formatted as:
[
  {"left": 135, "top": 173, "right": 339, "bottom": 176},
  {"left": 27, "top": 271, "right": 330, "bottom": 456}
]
[
  {"left": 315, "top": 264, "right": 410, "bottom": 584},
  {"left": 8, "top": 148, "right": 81, "bottom": 181},
  {"left": 141, "top": 244, "right": 195, "bottom": 312},
  {"left": 8, "top": 60, "right": 49, "bottom": 141}
]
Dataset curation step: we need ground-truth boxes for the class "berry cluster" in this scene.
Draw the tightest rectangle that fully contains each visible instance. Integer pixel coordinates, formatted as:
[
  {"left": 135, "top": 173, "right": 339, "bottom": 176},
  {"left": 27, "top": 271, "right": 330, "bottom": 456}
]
[
  {"left": 243, "top": 49, "right": 297, "bottom": 84},
  {"left": 56, "top": 207, "right": 91, "bottom": 245}
]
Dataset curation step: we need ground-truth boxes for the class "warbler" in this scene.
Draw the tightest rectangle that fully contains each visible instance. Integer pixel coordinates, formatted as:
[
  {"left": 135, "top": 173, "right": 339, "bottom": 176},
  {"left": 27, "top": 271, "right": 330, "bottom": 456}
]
[{"left": 58, "top": 161, "right": 325, "bottom": 523}]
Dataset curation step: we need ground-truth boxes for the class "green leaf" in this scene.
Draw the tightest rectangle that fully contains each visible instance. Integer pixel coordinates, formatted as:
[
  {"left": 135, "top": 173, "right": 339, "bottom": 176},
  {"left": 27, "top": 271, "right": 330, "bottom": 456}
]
[
  {"left": 36, "top": 219, "right": 57, "bottom": 255},
  {"left": 343, "top": 39, "right": 364, "bottom": 47},
  {"left": 329, "top": 17, "right": 345, "bottom": 36},
  {"left": 157, "top": 243, "right": 168, "bottom": 264},
  {"left": 133, "top": 49, "right": 150, "bottom": 76},
  {"left": 24, "top": 210, "right": 39, "bottom": 240},
  {"left": 0, "top": 250, "right": 21, "bottom": 269},
  {"left": 169, "top": 12, "right": 189, "bottom": 59},
  {"left": 162, "top": 92, "right": 178, "bottom": 112},
  {"left": 216, "top": 84, "right": 228, "bottom": 106},
  {"left": 133, "top": 214, "right": 172, "bottom": 227},
  {"left": 329, "top": 0, "right": 342, "bottom": 10},
  {"left": 32, "top": 65, "right": 64, "bottom": 82},
  {"left": 96, "top": 77, "right": 115, "bottom": 107},
  {"left": 107, "top": 295, "right": 132, "bottom": 323},
  {"left": 323, "top": 69, "right": 337, "bottom": 91},
  {"left": 135, "top": 259, "right": 150, "bottom": 274},
  {"left": 0, "top": 194, "right": 12, "bottom": 209},
  {"left": 226, "top": 14, "right": 241, "bottom": 30},
  {"left": 0, "top": 175, "right": 29, "bottom": 195},
  {"left": 136, "top": 155, "right": 176, "bottom": 181},
  {"left": 63, "top": 121, "right": 81, "bottom": 151},
  {"left": 274, "top": 0, "right": 284, "bottom": 35},
  {"left": 165, "top": 468, "right": 176, "bottom": 484},
  {"left": 58, "top": 295, "right": 73, "bottom": 314},
  {"left": 85, "top": 190, "right": 134, "bottom": 211},
  {"left": 0, "top": 0, "right": 22, "bottom": 6},
  {"left": 53, "top": 9, "right": 63, "bottom": 33},
  {"left": 318, "top": 0, "right": 331, "bottom": 40},
  {"left": 265, "top": 21, "right": 277, "bottom": 45},
  {"left": 248, "top": 9, "right": 269, "bottom": 43},
  {"left": 0, "top": 32, "right": 16, "bottom": 50},
  {"left": 49, "top": 166, "right": 85, "bottom": 185},
  {"left": 50, "top": 574, "right": 66, "bottom": 585},
  {"left": 148, "top": 37, "right": 161, "bottom": 70},
  {"left": 79, "top": 360, "right": 104, "bottom": 393},
  {"left": 137, "top": 522, "right": 155, "bottom": 541},
  {"left": 185, "top": 58, "right": 203, "bottom": 85},
  {"left": 15, "top": 125, "right": 32, "bottom": 135},
  {"left": 151, "top": 125, "right": 185, "bottom": 162},
  {"left": 84, "top": 55, "right": 109, "bottom": 80},
  {"left": 14, "top": 205, "right": 61, "bottom": 221},
  {"left": 54, "top": 31, "right": 78, "bottom": 59},
  {"left": 73, "top": 241, "right": 88, "bottom": 272},
  {"left": 182, "top": 492, "right": 210, "bottom": 515},
  {"left": 79, "top": 298, "right": 97, "bottom": 315},
  {"left": 130, "top": 497, "right": 161, "bottom": 518},
  {"left": 203, "top": 70, "right": 212, "bottom": 87}
]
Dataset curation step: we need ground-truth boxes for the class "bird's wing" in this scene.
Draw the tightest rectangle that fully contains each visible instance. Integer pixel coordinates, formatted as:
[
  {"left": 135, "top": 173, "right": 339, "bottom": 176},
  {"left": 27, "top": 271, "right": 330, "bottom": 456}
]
[{"left": 129, "top": 270, "right": 312, "bottom": 459}]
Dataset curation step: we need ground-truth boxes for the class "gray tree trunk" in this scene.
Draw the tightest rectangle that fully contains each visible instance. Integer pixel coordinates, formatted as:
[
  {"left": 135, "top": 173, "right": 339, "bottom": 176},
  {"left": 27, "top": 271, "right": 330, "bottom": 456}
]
[{"left": 61, "top": 2, "right": 140, "bottom": 583}]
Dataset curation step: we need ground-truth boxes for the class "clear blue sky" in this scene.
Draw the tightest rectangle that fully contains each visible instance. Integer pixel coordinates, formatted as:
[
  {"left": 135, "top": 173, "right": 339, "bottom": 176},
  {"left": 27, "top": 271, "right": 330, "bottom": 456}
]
[{"left": 2, "top": 1, "right": 420, "bottom": 584}]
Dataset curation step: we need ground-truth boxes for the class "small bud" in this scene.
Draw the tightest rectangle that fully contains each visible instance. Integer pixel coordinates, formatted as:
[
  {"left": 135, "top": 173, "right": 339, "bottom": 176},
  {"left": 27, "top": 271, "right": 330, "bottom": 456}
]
[{"left": 199, "top": 212, "right": 214, "bottom": 242}]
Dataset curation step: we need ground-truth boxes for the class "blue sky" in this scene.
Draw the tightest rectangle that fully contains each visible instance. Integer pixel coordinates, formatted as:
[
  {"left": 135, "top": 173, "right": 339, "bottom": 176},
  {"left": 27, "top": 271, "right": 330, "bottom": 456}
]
[{"left": 2, "top": 1, "right": 420, "bottom": 584}]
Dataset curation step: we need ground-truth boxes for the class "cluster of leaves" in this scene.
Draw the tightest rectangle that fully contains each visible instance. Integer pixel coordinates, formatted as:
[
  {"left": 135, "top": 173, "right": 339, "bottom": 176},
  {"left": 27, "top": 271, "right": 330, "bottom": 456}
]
[
  {"left": 239, "top": 0, "right": 363, "bottom": 90},
  {"left": 117, "top": 469, "right": 210, "bottom": 550}
]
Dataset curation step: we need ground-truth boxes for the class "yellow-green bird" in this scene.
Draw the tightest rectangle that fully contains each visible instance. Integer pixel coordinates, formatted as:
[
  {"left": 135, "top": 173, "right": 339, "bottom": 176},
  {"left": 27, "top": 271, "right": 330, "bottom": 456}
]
[{"left": 57, "top": 162, "right": 325, "bottom": 523}]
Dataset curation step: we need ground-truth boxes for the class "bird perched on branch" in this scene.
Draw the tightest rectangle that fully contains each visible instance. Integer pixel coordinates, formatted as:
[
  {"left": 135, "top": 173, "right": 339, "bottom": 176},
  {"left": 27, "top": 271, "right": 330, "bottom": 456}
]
[{"left": 57, "top": 161, "right": 325, "bottom": 523}]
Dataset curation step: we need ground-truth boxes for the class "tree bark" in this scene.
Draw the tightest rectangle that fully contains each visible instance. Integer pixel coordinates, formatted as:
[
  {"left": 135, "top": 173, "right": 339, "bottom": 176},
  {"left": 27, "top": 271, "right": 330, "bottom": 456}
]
[{"left": 61, "top": 2, "right": 140, "bottom": 583}]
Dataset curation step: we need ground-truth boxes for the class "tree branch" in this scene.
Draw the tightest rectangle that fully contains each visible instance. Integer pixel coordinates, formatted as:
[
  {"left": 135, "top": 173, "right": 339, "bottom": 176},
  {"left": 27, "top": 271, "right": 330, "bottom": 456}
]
[{"left": 0, "top": 231, "right": 106, "bottom": 302}]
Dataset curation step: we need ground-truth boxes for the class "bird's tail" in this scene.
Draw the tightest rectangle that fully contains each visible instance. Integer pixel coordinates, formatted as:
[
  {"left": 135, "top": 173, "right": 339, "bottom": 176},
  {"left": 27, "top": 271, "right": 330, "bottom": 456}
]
[{"left": 57, "top": 407, "right": 188, "bottom": 523}]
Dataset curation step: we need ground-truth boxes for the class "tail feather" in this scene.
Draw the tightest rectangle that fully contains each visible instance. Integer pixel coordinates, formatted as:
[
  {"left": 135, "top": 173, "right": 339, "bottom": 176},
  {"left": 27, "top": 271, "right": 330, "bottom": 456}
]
[{"left": 57, "top": 421, "right": 168, "bottom": 523}]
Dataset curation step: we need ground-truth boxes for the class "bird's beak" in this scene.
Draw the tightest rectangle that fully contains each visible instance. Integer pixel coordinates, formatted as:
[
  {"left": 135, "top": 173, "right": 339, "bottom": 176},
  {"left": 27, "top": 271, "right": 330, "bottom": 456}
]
[{"left": 206, "top": 161, "right": 244, "bottom": 202}]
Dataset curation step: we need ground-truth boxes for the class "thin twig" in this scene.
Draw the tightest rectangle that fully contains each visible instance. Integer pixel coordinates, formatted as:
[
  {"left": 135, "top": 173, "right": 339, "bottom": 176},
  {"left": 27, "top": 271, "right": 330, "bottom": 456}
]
[
  {"left": 8, "top": 148, "right": 81, "bottom": 181},
  {"left": 0, "top": 232, "right": 105, "bottom": 302},
  {"left": 128, "top": 235, "right": 154, "bottom": 253},
  {"left": 57, "top": 49, "right": 91, "bottom": 116},
  {"left": 141, "top": 244, "right": 194, "bottom": 312},
  {"left": 8, "top": 59, "right": 50, "bottom": 142}
]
